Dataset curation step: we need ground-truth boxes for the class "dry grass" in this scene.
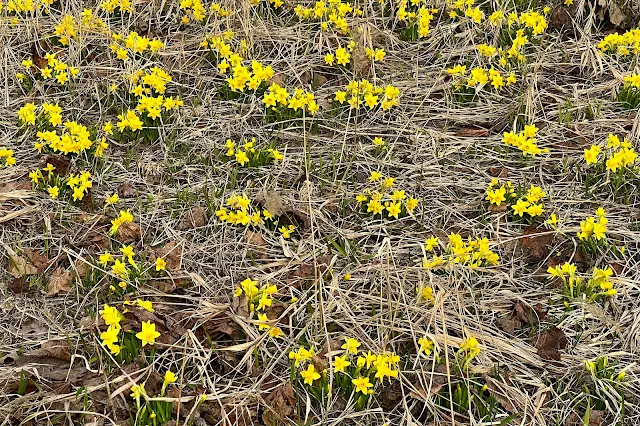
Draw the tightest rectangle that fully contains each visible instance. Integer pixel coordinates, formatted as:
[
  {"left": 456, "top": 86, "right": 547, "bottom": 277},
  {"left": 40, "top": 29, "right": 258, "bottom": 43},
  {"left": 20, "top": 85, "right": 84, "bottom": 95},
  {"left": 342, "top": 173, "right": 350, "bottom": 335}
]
[{"left": 1, "top": 0, "right": 640, "bottom": 425}]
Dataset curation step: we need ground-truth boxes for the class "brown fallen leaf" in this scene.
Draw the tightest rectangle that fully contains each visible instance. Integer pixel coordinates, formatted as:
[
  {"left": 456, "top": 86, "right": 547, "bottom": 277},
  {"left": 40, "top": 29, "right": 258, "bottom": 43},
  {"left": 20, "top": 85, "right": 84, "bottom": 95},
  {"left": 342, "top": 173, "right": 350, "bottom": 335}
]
[
  {"left": 262, "top": 381, "right": 296, "bottom": 424},
  {"left": 514, "top": 301, "right": 547, "bottom": 325},
  {"left": 379, "top": 380, "right": 403, "bottom": 411},
  {"left": 40, "top": 154, "right": 70, "bottom": 176},
  {"left": 23, "top": 249, "right": 51, "bottom": 272},
  {"left": 179, "top": 206, "right": 208, "bottom": 230},
  {"left": 119, "top": 182, "right": 137, "bottom": 198},
  {"left": 46, "top": 267, "right": 73, "bottom": 296},
  {"left": 118, "top": 221, "right": 141, "bottom": 242},
  {"left": 263, "top": 191, "right": 285, "bottom": 217},
  {"left": 487, "top": 167, "right": 509, "bottom": 178},
  {"left": 521, "top": 226, "right": 554, "bottom": 263},
  {"left": 8, "top": 254, "right": 39, "bottom": 278},
  {"left": 534, "top": 327, "right": 568, "bottom": 361},
  {"left": 455, "top": 127, "right": 490, "bottom": 137},
  {"left": 153, "top": 240, "right": 183, "bottom": 270},
  {"left": 74, "top": 258, "right": 90, "bottom": 279}
]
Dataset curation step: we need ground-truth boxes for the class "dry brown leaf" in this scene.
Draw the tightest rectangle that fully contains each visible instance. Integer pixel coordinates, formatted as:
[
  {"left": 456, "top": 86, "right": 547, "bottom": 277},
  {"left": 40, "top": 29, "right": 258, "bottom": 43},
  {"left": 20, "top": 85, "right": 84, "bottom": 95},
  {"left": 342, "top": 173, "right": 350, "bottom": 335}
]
[
  {"left": 74, "top": 258, "right": 90, "bottom": 279},
  {"left": 154, "top": 240, "right": 183, "bottom": 270},
  {"left": 23, "top": 249, "right": 51, "bottom": 271},
  {"left": 262, "top": 381, "right": 296, "bottom": 424},
  {"left": 521, "top": 226, "right": 554, "bottom": 263},
  {"left": 46, "top": 267, "right": 73, "bottom": 296},
  {"left": 534, "top": 327, "right": 568, "bottom": 361},
  {"left": 179, "top": 206, "right": 208, "bottom": 230},
  {"left": 118, "top": 221, "right": 142, "bottom": 242},
  {"left": 40, "top": 154, "right": 70, "bottom": 176},
  {"left": 118, "top": 182, "right": 137, "bottom": 198},
  {"left": 263, "top": 191, "right": 284, "bottom": 217},
  {"left": 455, "top": 127, "right": 490, "bottom": 137},
  {"left": 8, "top": 254, "right": 39, "bottom": 278},
  {"left": 514, "top": 301, "right": 547, "bottom": 325}
]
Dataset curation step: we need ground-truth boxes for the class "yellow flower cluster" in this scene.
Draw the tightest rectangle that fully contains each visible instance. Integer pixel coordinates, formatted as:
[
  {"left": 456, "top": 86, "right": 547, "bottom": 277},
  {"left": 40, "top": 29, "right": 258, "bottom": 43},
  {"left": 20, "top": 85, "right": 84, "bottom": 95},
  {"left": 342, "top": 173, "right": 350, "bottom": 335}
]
[
  {"left": 356, "top": 172, "right": 418, "bottom": 219},
  {"left": 20, "top": 53, "right": 79, "bottom": 85},
  {"left": 135, "top": 94, "right": 183, "bottom": 119},
  {"left": 234, "top": 277, "right": 278, "bottom": 310},
  {"left": 32, "top": 169, "right": 93, "bottom": 201},
  {"left": 54, "top": 10, "right": 106, "bottom": 46},
  {"left": 226, "top": 60, "right": 274, "bottom": 92},
  {"left": 180, "top": 0, "right": 229, "bottom": 22},
  {"left": 584, "top": 134, "right": 637, "bottom": 172},
  {"left": 578, "top": 208, "right": 607, "bottom": 242},
  {"left": 67, "top": 171, "right": 93, "bottom": 201},
  {"left": 449, "top": 66, "right": 516, "bottom": 90},
  {"left": 597, "top": 28, "right": 640, "bottom": 56},
  {"left": 291, "top": 338, "right": 400, "bottom": 392},
  {"left": 36, "top": 121, "right": 94, "bottom": 155},
  {"left": 216, "top": 193, "right": 273, "bottom": 226},
  {"left": 623, "top": 73, "right": 640, "bottom": 89},
  {"left": 502, "top": 124, "right": 547, "bottom": 156},
  {"left": 202, "top": 32, "right": 238, "bottom": 57},
  {"left": 423, "top": 233, "right": 499, "bottom": 269},
  {"left": 131, "top": 67, "right": 173, "bottom": 95},
  {"left": 99, "top": 304, "right": 125, "bottom": 354},
  {"left": 3, "top": 0, "right": 52, "bottom": 13},
  {"left": 110, "top": 31, "right": 164, "bottom": 61},
  {"left": 293, "top": 0, "right": 362, "bottom": 34},
  {"left": 110, "top": 210, "right": 134, "bottom": 235},
  {"left": 224, "top": 138, "right": 283, "bottom": 166},
  {"left": 100, "top": 0, "right": 132, "bottom": 13},
  {"left": 99, "top": 245, "right": 142, "bottom": 279},
  {"left": 335, "top": 80, "right": 400, "bottom": 110},
  {"left": 263, "top": 83, "right": 319, "bottom": 115},
  {"left": 548, "top": 262, "right": 616, "bottom": 300},
  {"left": 397, "top": 3, "right": 437, "bottom": 38},
  {"left": 517, "top": 11, "right": 548, "bottom": 35},
  {"left": 18, "top": 102, "right": 60, "bottom": 127},
  {"left": 99, "top": 302, "right": 161, "bottom": 354},
  {"left": 448, "top": 0, "right": 483, "bottom": 23},
  {"left": 0, "top": 147, "right": 16, "bottom": 167},
  {"left": 324, "top": 42, "right": 353, "bottom": 66},
  {"left": 486, "top": 179, "right": 546, "bottom": 218},
  {"left": 250, "top": 0, "right": 283, "bottom": 8},
  {"left": 457, "top": 336, "right": 480, "bottom": 369}
]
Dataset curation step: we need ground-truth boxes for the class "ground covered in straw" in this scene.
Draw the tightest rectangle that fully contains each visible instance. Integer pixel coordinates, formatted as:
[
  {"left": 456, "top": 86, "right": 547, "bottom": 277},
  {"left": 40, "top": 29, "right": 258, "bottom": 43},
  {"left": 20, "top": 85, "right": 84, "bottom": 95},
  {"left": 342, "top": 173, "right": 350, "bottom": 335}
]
[{"left": 1, "top": 0, "right": 640, "bottom": 425}]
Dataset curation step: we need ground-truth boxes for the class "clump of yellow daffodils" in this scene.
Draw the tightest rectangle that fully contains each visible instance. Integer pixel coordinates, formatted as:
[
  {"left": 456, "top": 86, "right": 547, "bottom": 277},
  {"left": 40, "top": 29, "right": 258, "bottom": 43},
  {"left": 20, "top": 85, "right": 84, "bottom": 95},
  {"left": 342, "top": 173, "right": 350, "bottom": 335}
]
[
  {"left": 101, "top": 0, "right": 132, "bottom": 14},
  {"left": 290, "top": 338, "right": 400, "bottom": 409},
  {"left": 457, "top": 335, "right": 480, "bottom": 370},
  {"left": 597, "top": 28, "right": 640, "bottom": 56},
  {"left": 224, "top": 137, "right": 283, "bottom": 167},
  {"left": 502, "top": 124, "right": 548, "bottom": 156},
  {"left": 294, "top": 0, "right": 362, "bottom": 34},
  {"left": 54, "top": 11, "right": 107, "bottom": 46},
  {"left": 109, "top": 31, "right": 165, "bottom": 61},
  {"left": 110, "top": 210, "right": 135, "bottom": 235},
  {"left": 548, "top": 262, "right": 617, "bottom": 302},
  {"left": 18, "top": 52, "right": 80, "bottom": 86},
  {"left": 584, "top": 134, "right": 637, "bottom": 172},
  {"left": 0, "top": 147, "right": 16, "bottom": 167},
  {"left": 486, "top": 179, "right": 547, "bottom": 220},
  {"left": 263, "top": 83, "right": 319, "bottom": 115},
  {"left": 448, "top": 65, "right": 517, "bottom": 94},
  {"left": 180, "top": 0, "right": 230, "bottom": 23},
  {"left": 577, "top": 208, "right": 608, "bottom": 243},
  {"left": 423, "top": 233, "right": 499, "bottom": 269},
  {"left": 216, "top": 193, "right": 274, "bottom": 227},
  {"left": 396, "top": 1, "right": 437, "bottom": 39},
  {"left": 356, "top": 172, "right": 418, "bottom": 220},
  {"left": 233, "top": 277, "right": 279, "bottom": 314},
  {"left": 334, "top": 80, "right": 400, "bottom": 111}
]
